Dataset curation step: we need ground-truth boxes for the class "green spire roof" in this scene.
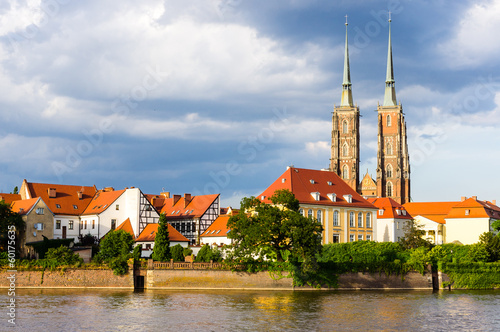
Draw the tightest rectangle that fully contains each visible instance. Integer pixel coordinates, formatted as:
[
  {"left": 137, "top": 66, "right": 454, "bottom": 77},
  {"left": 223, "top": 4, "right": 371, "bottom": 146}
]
[{"left": 383, "top": 18, "right": 397, "bottom": 107}]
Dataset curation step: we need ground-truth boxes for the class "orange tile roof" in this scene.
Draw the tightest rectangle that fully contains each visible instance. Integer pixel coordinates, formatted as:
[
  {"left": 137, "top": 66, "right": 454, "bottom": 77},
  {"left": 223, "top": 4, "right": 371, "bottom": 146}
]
[
  {"left": 10, "top": 198, "right": 40, "bottom": 216},
  {"left": 201, "top": 215, "right": 230, "bottom": 237},
  {"left": 159, "top": 194, "right": 220, "bottom": 219},
  {"left": 24, "top": 181, "right": 97, "bottom": 216},
  {"left": 82, "top": 189, "right": 126, "bottom": 215},
  {"left": 367, "top": 197, "right": 412, "bottom": 219},
  {"left": 0, "top": 194, "right": 21, "bottom": 205},
  {"left": 446, "top": 197, "right": 500, "bottom": 219},
  {"left": 135, "top": 223, "right": 189, "bottom": 243},
  {"left": 115, "top": 218, "right": 135, "bottom": 240},
  {"left": 403, "top": 201, "right": 458, "bottom": 224},
  {"left": 259, "top": 167, "right": 376, "bottom": 209}
]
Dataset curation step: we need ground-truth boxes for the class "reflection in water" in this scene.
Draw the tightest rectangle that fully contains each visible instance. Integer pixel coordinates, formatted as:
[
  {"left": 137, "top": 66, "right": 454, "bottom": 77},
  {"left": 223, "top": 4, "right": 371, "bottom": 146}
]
[{"left": 4, "top": 289, "right": 500, "bottom": 331}]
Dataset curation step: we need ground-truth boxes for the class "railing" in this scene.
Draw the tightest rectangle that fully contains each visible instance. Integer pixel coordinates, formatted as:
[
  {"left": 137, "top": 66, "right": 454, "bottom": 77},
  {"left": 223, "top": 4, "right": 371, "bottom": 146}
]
[{"left": 147, "top": 259, "right": 227, "bottom": 270}]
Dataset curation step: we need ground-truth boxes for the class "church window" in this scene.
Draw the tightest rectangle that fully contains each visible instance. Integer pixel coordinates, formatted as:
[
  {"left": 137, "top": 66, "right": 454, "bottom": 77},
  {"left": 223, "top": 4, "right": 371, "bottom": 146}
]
[
  {"left": 386, "top": 143, "right": 392, "bottom": 155},
  {"left": 316, "top": 210, "right": 322, "bottom": 223},
  {"left": 333, "top": 211, "right": 339, "bottom": 226},
  {"left": 358, "top": 212, "right": 363, "bottom": 227},
  {"left": 387, "top": 164, "right": 393, "bottom": 178},
  {"left": 342, "top": 143, "right": 348, "bottom": 157},
  {"left": 342, "top": 120, "right": 348, "bottom": 134},
  {"left": 387, "top": 114, "right": 392, "bottom": 127},
  {"left": 386, "top": 182, "right": 393, "bottom": 197},
  {"left": 349, "top": 212, "right": 355, "bottom": 227},
  {"left": 342, "top": 165, "right": 349, "bottom": 180}
]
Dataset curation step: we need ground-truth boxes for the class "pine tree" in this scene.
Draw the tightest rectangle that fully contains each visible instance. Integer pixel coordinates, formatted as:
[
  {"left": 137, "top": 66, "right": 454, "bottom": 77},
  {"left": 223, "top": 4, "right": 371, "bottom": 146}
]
[{"left": 152, "top": 213, "right": 171, "bottom": 261}]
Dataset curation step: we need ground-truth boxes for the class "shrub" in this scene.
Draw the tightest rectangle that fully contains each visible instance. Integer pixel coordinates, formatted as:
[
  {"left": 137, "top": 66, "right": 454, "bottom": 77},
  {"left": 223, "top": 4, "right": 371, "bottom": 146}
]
[
  {"left": 171, "top": 244, "right": 185, "bottom": 262},
  {"left": 45, "top": 245, "right": 83, "bottom": 266}
]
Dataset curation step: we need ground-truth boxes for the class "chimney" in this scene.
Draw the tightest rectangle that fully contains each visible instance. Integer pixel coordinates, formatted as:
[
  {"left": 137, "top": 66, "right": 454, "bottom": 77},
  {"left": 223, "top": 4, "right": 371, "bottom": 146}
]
[
  {"left": 104, "top": 187, "right": 114, "bottom": 192},
  {"left": 77, "top": 191, "right": 83, "bottom": 200},
  {"left": 461, "top": 196, "right": 467, "bottom": 202},
  {"left": 492, "top": 200, "right": 497, "bottom": 206},
  {"left": 472, "top": 196, "right": 477, "bottom": 201},
  {"left": 161, "top": 192, "right": 170, "bottom": 198},
  {"left": 173, "top": 194, "right": 181, "bottom": 206},
  {"left": 48, "top": 188, "right": 56, "bottom": 198},
  {"left": 184, "top": 193, "right": 192, "bottom": 208},
  {"left": 151, "top": 197, "right": 157, "bottom": 206}
]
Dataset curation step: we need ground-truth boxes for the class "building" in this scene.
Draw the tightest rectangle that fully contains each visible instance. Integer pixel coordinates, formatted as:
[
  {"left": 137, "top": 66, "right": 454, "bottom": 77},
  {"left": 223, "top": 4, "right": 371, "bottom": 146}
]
[
  {"left": 404, "top": 196, "right": 500, "bottom": 245},
  {"left": 135, "top": 223, "right": 190, "bottom": 258},
  {"left": 0, "top": 193, "right": 21, "bottom": 205},
  {"left": 360, "top": 171, "right": 377, "bottom": 199},
  {"left": 200, "top": 214, "right": 233, "bottom": 247},
  {"left": 368, "top": 197, "right": 412, "bottom": 242},
  {"left": 10, "top": 197, "right": 54, "bottom": 257},
  {"left": 259, "top": 167, "right": 377, "bottom": 244},
  {"left": 330, "top": 20, "right": 360, "bottom": 192},
  {"left": 19, "top": 180, "right": 97, "bottom": 241},
  {"left": 375, "top": 19, "right": 411, "bottom": 204}
]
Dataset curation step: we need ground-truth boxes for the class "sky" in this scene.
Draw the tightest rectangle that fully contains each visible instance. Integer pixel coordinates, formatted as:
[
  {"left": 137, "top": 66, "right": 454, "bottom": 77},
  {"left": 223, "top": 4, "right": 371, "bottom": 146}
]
[{"left": 1, "top": 0, "right": 500, "bottom": 207}]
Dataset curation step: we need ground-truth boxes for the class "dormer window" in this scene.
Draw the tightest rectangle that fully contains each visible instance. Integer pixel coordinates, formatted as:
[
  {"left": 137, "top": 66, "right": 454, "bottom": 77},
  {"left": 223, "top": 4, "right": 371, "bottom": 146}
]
[
  {"left": 56, "top": 204, "right": 61, "bottom": 209},
  {"left": 310, "top": 179, "right": 315, "bottom": 184},
  {"left": 402, "top": 210, "right": 407, "bottom": 216},
  {"left": 261, "top": 196, "right": 266, "bottom": 200},
  {"left": 282, "top": 178, "right": 286, "bottom": 183},
  {"left": 310, "top": 192, "right": 320, "bottom": 201},
  {"left": 343, "top": 194, "right": 352, "bottom": 203},
  {"left": 379, "top": 209, "right": 384, "bottom": 216},
  {"left": 327, "top": 181, "right": 333, "bottom": 186},
  {"left": 73, "top": 205, "right": 78, "bottom": 209},
  {"left": 465, "top": 209, "right": 470, "bottom": 216},
  {"left": 396, "top": 209, "right": 401, "bottom": 215},
  {"left": 327, "top": 193, "right": 337, "bottom": 202}
]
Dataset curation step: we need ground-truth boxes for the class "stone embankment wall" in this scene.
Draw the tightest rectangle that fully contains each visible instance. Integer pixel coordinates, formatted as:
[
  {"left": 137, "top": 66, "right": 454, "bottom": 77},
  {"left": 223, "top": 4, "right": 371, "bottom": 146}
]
[
  {"left": 336, "top": 271, "right": 433, "bottom": 290},
  {"left": 0, "top": 269, "right": 134, "bottom": 288}
]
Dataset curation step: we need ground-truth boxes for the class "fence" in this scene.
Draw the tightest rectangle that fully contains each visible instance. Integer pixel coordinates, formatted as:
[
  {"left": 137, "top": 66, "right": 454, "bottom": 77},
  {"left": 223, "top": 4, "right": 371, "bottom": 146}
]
[{"left": 146, "top": 259, "right": 226, "bottom": 270}]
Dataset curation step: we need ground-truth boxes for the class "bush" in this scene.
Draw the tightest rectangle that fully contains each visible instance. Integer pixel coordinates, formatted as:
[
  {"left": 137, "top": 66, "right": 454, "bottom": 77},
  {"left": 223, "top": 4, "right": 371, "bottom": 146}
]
[
  {"left": 108, "top": 256, "right": 129, "bottom": 275},
  {"left": 171, "top": 244, "right": 185, "bottom": 262},
  {"left": 195, "top": 244, "right": 222, "bottom": 263},
  {"left": 132, "top": 245, "right": 142, "bottom": 261},
  {"left": 45, "top": 245, "right": 83, "bottom": 266}
]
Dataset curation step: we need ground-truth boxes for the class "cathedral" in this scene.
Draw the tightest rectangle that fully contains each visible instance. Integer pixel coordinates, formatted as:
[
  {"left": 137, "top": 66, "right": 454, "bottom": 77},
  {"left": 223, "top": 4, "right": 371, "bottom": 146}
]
[{"left": 330, "top": 18, "right": 411, "bottom": 204}]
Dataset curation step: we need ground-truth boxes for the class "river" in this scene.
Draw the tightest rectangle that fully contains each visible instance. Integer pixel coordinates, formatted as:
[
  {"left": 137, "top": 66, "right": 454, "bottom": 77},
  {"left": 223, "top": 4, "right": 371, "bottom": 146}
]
[{"left": 3, "top": 289, "right": 500, "bottom": 331}]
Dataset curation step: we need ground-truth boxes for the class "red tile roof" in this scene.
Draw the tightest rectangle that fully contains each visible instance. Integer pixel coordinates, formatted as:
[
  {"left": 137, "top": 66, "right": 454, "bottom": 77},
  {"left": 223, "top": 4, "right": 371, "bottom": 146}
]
[
  {"left": 201, "top": 215, "right": 230, "bottom": 237},
  {"left": 403, "top": 202, "right": 457, "bottom": 225},
  {"left": 115, "top": 218, "right": 135, "bottom": 240},
  {"left": 447, "top": 197, "right": 500, "bottom": 219},
  {"left": 259, "top": 167, "right": 376, "bottom": 209},
  {"left": 367, "top": 197, "right": 412, "bottom": 219},
  {"left": 82, "top": 189, "right": 125, "bottom": 215},
  {"left": 0, "top": 194, "right": 21, "bottom": 205},
  {"left": 23, "top": 181, "right": 97, "bottom": 216},
  {"left": 135, "top": 223, "right": 189, "bottom": 243},
  {"left": 159, "top": 194, "right": 219, "bottom": 219},
  {"left": 10, "top": 198, "right": 40, "bottom": 215}
]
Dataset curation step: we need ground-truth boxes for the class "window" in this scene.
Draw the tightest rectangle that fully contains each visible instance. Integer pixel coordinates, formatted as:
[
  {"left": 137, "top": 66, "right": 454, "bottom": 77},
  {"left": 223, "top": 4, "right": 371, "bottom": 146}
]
[
  {"left": 358, "top": 213, "right": 363, "bottom": 227},
  {"left": 332, "top": 234, "right": 340, "bottom": 243},
  {"left": 307, "top": 209, "right": 313, "bottom": 218},
  {"left": 146, "top": 244, "right": 151, "bottom": 250},
  {"left": 316, "top": 210, "right": 322, "bottom": 223},
  {"left": 342, "top": 165, "right": 349, "bottom": 180},
  {"left": 36, "top": 208, "right": 44, "bottom": 215},
  {"left": 349, "top": 212, "right": 355, "bottom": 227},
  {"left": 465, "top": 209, "right": 470, "bottom": 216},
  {"left": 349, "top": 234, "right": 354, "bottom": 242},
  {"left": 111, "top": 219, "right": 116, "bottom": 230},
  {"left": 56, "top": 204, "right": 61, "bottom": 209},
  {"left": 73, "top": 205, "right": 78, "bottom": 210},
  {"left": 116, "top": 204, "right": 119, "bottom": 210},
  {"left": 358, "top": 234, "right": 363, "bottom": 241},
  {"left": 299, "top": 208, "right": 304, "bottom": 216},
  {"left": 386, "top": 143, "right": 392, "bottom": 155},
  {"left": 342, "top": 144, "right": 348, "bottom": 157},
  {"left": 342, "top": 120, "right": 348, "bottom": 134},
  {"left": 34, "top": 223, "right": 44, "bottom": 231},
  {"left": 366, "top": 234, "right": 372, "bottom": 241},
  {"left": 56, "top": 220, "right": 61, "bottom": 229},
  {"left": 92, "top": 220, "right": 95, "bottom": 229},
  {"left": 386, "top": 181, "right": 393, "bottom": 197},
  {"left": 333, "top": 211, "right": 339, "bottom": 226},
  {"left": 387, "top": 114, "right": 391, "bottom": 127},
  {"left": 366, "top": 213, "right": 371, "bottom": 228},
  {"left": 387, "top": 164, "right": 393, "bottom": 178},
  {"left": 69, "top": 220, "right": 74, "bottom": 230},
  {"left": 379, "top": 209, "right": 384, "bottom": 216},
  {"left": 397, "top": 221, "right": 399, "bottom": 229},
  {"left": 84, "top": 220, "right": 87, "bottom": 230}
]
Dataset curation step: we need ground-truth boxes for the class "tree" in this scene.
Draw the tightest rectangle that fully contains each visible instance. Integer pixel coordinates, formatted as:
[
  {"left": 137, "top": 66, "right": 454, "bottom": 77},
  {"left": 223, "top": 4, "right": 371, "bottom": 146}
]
[
  {"left": 227, "top": 189, "right": 323, "bottom": 263},
  {"left": 0, "top": 200, "right": 25, "bottom": 252},
  {"left": 96, "top": 230, "right": 134, "bottom": 262},
  {"left": 171, "top": 244, "right": 184, "bottom": 261},
  {"left": 152, "top": 213, "right": 171, "bottom": 261},
  {"left": 12, "top": 186, "right": 18, "bottom": 195},
  {"left": 46, "top": 245, "right": 83, "bottom": 265},
  {"left": 478, "top": 232, "right": 500, "bottom": 262},
  {"left": 399, "top": 220, "right": 433, "bottom": 250},
  {"left": 195, "top": 244, "right": 222, "bottom": 263}
]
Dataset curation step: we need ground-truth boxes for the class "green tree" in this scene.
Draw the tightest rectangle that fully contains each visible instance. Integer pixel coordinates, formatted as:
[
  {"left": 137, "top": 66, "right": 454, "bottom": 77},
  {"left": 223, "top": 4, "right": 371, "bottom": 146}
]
[
  {"left": 195, "top": 244, "right": 222, "bottom": 262},
  {"left": 227, "top": 189, "right": 323, "bottom": 263},
  {"left": 491, "top": 219, "right": 500, "bottom": 232},
  {"left": 132, "top": 245, "right": 142, "bottom": 261},
  {"left": 0, "top": 200, "right": 25, "bottom": 252},
  {"left": 478, "top": 232, "right": 500, "bottom": 262},
  {"left": 399, "top": 220, "right": 433, "bottom": 250},
  {"left": 96, "top": 230, "right": 134, "bottom": 262},
  {"left": 45, "top": 245, "right": 83, "bottom": 265},
  {"left": 171, "top": 244, "right": 185, "bottom": 261},
  {"left": 152, "top": 213, "right": 171, "bottom": 261}
]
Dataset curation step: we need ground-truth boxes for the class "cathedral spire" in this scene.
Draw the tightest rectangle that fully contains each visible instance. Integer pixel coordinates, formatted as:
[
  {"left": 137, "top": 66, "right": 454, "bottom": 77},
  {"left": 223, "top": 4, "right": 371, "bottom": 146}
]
[
  {"left": 383, "top": 14, "right": 397, "bottom": 107},
  {"left": 340, "top": 15, "right": 353, "bottom": 107}
]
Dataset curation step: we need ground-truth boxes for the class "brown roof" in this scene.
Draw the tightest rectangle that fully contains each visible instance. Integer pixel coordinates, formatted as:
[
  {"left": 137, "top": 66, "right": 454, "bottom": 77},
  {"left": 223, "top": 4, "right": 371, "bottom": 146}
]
[
  {"left": 201, "top": 215, "right": 230, "bottom": 237},
  {"left": 367, "top": 197, "right": 412, "bottom": 220},
  {"left": 135, "top": 223, "right": 189, "bottom": 243},
  {"left": 82, "top": 189, "right": 126, "bottom": 215},
  {"left": 10, "top": 198, "right": 41, "bottom": 215},
  {"left": 115, "top": 218, "right": 135, "bottom": 240},
  {"left": 259, "top": 167, "right": 376, "bottom": 209},
  {"left": 0, "top": 193, "right": 21, "bottom": 205},
  {"left": 23, "top": 181, "right": 96, "bottom": 216}
]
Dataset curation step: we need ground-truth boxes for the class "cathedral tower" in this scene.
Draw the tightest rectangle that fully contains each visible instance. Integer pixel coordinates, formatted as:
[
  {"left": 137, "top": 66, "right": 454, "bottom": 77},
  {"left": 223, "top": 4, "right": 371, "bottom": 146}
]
[
  {"left": 330, "top": 19, "right": 360, "bottom": 192},
  {"left": 376, "top": 18, "right": 410, "bottom": 204}
]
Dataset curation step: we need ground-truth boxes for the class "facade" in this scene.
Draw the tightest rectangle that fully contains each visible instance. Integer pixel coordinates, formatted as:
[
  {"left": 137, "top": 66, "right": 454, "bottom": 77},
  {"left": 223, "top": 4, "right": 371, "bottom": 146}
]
[
  {"left": 330, "top": 21, "right": 360, "bottom": 192},
  {"left": 376, "top": 20, "right": 411, "bottom": 204},
  {"left": 11, "top": 197, "right": 54, "bottom": 258},
  {"left": 19, "top": 180, "right": 97, "bottom": 241},
  {"left": 151, "top": 193, "right": 220, "bottom": 245},
  {"left": 259, "top": 167, "right": 377, "bottom": 244},
  {"left": 368, "top": 197, "right": 412, "bottom": 243},
  {"left": 135, "top": 223, "right": 190, "bottom": 258},
  {"left": 200, "top": 214, "right": 232, "bottom": 247},
  {"left": 360, "top": 171, "right": 377, "bottom": 199}
]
